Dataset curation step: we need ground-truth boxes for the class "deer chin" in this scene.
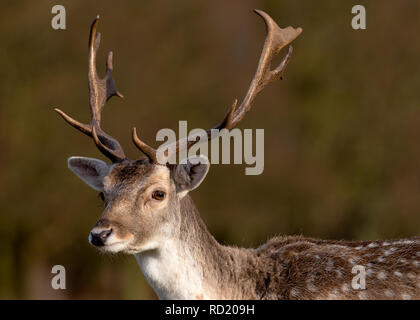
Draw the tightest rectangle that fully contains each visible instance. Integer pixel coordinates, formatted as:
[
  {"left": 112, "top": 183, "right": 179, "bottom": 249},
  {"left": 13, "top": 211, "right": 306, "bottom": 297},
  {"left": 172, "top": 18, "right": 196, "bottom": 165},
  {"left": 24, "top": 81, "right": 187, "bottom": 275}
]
[{"left": 99, "top": 240, "right": 133, "bottom": 253}]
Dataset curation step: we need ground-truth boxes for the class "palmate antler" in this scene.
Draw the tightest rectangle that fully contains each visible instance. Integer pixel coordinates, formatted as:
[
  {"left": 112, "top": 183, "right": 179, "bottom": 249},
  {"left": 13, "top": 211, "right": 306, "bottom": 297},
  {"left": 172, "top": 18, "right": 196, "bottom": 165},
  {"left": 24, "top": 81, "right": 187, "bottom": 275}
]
[
  {"left": 54, "top": 16, "right": 126, "bottom": 163},
  {"left": 56, "top": 11, "right": 302, "bottom": 165},
  {"left": 132, "top": 9, "right": 302, "bottom": 164}
]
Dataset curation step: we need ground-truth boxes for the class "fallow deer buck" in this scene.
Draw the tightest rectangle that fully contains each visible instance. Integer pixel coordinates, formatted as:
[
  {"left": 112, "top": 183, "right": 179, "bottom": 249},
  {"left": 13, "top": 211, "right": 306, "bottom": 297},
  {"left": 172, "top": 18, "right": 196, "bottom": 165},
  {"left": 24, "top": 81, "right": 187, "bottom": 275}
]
[{"left": 55, "top": 10, "right": 420, "bottom": 300}]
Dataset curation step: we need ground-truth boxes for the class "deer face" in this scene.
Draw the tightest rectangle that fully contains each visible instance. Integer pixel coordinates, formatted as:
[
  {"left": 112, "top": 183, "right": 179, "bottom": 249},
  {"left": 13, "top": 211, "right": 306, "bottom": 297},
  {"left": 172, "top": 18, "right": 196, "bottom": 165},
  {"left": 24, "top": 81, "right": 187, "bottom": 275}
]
[{"left": 67, "top": 155, "right": 209, "bottom": 254}]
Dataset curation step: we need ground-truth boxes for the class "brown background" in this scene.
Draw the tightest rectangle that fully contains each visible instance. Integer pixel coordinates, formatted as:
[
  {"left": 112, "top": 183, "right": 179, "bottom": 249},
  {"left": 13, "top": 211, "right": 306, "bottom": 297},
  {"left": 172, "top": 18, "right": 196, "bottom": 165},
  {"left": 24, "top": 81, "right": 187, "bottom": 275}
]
[{"left": 1, "top": 0, "right": 420, "bottom": 299}]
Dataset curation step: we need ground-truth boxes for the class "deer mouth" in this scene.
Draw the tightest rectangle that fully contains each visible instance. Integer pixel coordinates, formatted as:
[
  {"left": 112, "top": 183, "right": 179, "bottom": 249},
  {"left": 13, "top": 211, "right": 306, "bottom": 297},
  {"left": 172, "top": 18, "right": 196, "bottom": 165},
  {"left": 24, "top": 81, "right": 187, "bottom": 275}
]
[{"left": 90, "top": 238, "right": 134, "bottom": 254}]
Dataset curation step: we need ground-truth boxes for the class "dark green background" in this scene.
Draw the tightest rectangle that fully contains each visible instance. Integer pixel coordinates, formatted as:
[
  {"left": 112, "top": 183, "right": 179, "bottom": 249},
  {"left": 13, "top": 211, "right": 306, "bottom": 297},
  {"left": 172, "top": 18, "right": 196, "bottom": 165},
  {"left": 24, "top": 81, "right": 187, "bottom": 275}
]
[{"left": 1, "top": 0, "right": 419, "bottom": 298}]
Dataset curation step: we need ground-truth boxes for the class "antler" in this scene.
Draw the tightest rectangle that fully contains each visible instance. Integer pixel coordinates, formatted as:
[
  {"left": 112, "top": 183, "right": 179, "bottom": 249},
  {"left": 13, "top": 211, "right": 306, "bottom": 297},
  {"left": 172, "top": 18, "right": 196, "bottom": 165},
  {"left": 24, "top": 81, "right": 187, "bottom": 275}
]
[
  {"left": 54, "top": 16, "right": 126, "bottom": 163},
  {"left": 132, "top": 9, "right": 302, "bottom": 164}
]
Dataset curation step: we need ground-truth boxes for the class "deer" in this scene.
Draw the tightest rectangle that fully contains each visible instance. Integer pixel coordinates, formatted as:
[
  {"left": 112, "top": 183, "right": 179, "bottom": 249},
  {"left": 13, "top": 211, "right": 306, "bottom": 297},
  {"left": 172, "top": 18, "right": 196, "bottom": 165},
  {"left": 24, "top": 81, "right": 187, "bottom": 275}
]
[{"left": 55, "top": 10, "right": 420, "bottom": 300}]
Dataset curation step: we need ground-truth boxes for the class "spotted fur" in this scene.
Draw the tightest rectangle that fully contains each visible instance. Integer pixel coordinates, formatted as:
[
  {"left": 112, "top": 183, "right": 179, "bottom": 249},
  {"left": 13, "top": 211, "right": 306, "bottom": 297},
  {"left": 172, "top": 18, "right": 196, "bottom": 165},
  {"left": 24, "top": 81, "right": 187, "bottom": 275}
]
[{"left": 69, "top": 158, "right": 420, "bottom": 300}]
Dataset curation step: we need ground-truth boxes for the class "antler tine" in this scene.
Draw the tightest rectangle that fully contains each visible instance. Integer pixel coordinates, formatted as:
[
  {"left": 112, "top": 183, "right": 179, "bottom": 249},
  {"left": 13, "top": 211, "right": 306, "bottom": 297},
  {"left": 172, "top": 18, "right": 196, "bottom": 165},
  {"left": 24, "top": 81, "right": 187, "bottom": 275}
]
[
  {"left": 132, "top": 128, "right": 158, "bottom": 163},
  {"left": 54, "top": 16, "right": 126, "bottom": 163},
  {"left": 88, "top": 17, "right": 124, "bottom": 121},
  {"left": 227, "top": 10, "right": 301, "bottom": 128},
  {"left": 157, "top": 10, "right": 302, "bottom": 164}
]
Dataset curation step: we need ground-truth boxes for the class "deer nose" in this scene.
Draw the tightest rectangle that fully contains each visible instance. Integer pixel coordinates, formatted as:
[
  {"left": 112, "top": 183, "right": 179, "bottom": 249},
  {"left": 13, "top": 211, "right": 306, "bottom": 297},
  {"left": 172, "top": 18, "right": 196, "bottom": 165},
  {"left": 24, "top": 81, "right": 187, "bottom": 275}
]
[{"left": 90, "top": 228, "right": 113, "bottom": 246}]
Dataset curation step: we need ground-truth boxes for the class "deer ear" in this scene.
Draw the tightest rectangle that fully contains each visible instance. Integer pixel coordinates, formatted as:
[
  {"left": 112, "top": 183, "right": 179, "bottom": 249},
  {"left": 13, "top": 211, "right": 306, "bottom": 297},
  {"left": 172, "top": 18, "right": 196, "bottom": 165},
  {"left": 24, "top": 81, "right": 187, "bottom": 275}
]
[
  {"left": 67, "top": 157, "right": 110, "bottom": 191},
  {"left": 173, "top": 155, "right": 210, "bottom": 197}
]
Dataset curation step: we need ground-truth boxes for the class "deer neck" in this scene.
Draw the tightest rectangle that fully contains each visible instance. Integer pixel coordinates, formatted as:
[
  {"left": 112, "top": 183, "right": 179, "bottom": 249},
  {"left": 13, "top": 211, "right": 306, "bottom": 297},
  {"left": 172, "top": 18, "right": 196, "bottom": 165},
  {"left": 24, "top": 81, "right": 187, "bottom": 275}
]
[{"left": 134, "top": 195, "right": 253, "bottom": 300}]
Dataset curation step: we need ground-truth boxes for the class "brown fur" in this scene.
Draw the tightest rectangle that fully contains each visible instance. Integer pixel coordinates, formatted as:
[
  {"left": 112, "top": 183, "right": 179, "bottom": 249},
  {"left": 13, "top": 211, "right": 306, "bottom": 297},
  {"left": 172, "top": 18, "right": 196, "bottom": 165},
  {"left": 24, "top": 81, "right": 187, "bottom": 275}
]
[
  {"left": 170, "top": 194, "right": 420, "bottom": 299},
  {"left": 87, "top": 159, "right": 419, "bottom": 299}
]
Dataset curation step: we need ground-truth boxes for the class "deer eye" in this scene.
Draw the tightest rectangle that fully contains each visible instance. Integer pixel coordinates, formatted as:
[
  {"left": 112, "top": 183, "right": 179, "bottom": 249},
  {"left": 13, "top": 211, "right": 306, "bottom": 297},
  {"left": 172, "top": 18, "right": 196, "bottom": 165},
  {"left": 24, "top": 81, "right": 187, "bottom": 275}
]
[
  {"left": 98, "top": 192, "right": 105, "bottom": 201},
  {"left": 152, "top": 190, "right": 166, "bottom": 201}
]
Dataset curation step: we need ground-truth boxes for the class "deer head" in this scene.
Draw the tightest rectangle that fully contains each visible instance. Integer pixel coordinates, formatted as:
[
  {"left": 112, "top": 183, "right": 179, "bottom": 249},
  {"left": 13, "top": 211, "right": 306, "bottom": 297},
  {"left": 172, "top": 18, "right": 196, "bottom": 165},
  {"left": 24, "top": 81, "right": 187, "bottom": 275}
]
[{"left": 55, "top": 11, "right": 302, "bottom": 254}]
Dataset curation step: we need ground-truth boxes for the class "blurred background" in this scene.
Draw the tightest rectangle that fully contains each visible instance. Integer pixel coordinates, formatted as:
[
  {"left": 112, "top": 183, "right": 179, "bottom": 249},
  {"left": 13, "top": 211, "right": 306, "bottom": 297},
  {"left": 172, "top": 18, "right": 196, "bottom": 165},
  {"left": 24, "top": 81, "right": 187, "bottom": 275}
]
[{"left": 1, "top": 0, "right": 420, "bottom": 299}]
